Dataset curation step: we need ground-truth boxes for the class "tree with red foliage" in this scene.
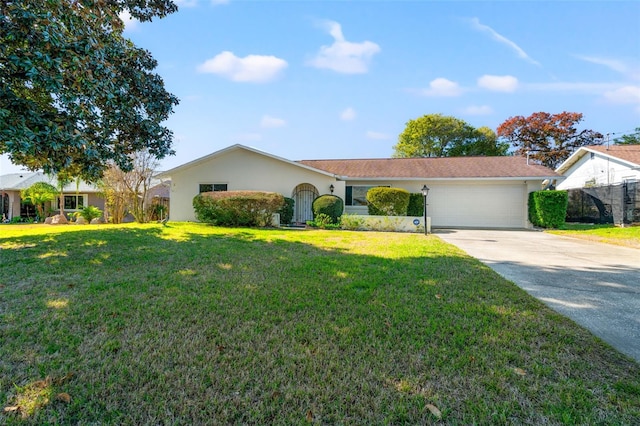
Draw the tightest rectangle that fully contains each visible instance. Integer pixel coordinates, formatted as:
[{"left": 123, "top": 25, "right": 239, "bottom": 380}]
[{"left": 497, "top": 112, "right": 604, "bottom": 169}]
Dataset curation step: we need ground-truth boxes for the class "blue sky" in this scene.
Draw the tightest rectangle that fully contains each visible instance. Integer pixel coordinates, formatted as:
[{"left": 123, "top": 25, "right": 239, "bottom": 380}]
[{"left": 2, "top": 0, "right": 639, "bottom": 174}]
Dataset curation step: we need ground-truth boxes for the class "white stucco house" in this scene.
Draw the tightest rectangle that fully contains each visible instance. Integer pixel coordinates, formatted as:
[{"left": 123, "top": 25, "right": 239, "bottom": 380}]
[
  {"left": 556, "top": 145, "right": 640, "bottom": 190},
  {"left": 157, "top": 144, "right": 560, "bottom": 229}
]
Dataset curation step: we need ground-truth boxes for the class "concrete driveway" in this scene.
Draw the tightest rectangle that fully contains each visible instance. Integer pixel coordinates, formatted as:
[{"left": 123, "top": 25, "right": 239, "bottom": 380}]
[{"left": 435, "top": 229, "right": 640, "bottom": 363}]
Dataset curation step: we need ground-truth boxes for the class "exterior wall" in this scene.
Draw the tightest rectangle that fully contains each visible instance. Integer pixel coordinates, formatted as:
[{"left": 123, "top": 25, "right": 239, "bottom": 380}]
[
  {"left": 169, "top": 149, "right": 337, "bottom": 221},
  {"left": 343, "top": 179, "right": 541, "bottom": 229},
  {"left": 558, "top": 154, "right": 640, "bottom": 190}
]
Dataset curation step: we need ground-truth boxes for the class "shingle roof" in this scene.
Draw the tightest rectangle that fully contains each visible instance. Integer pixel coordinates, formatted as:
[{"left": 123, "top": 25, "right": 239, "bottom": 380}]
[
  {"left": 586, "top": 145, "right": 640, "bottom": 166},
  {"left": 0, "top": 172, "right": 99, "bottom": 192},
  {"left": 298, "top": 155, "right": 559, "bottom": 179}
]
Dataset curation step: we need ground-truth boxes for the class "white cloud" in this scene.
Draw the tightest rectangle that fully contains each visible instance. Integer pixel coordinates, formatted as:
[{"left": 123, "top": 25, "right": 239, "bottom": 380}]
[
  {"left": 233, "top": 133, "right": 262, "bottom": 142},
  {"left": 574, "top": 55, "right": 640, "bottom": 80},
  {"left": 469, "top": 17, "right": 540, "bottom": 66},
  {"left": 211, "top": 0, "right": 229, "bottom": 5},
  {"left": 260, "top": 115, "right": 286, "bottom": 128},
  {"left": 575, "top": 55, "right": 628, "bottom": 74},
  {"left": 308, "top": 20, "right": 381, "bottom": 74},
  {"left": 462, "top": 105, "right": 494, "bottom": 115},
  {"left": 420, "top": 78, "right": 463, "bottom": 97},
  {"left": 366, "top": 131, "right": 391, "bottom": 140},
  {"left": 197, "top": 51, "right": 288, "bottom": 83},
  {"left": 477, "top": 75, "right": 519, "bottom": 92},
  {"left": 603, "top": 86, "right": 640, "bottom": 104},
  {"left": 524, "top": 82, "right": 619, "bottom": 93},
  {"left": 118, "top": 10, "right": 138, "bottom": 31},
  {"left": 340, "top": 107, "right": 356, "bottom": 121}
]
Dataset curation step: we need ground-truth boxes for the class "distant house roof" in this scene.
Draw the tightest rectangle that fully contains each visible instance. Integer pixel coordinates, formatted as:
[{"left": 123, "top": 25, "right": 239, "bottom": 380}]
[
  {"left": 299, "top": 155, "right": 560, "bottom": 180},
  {"left": 0, "top": 172, "right": 99, "bottom": 192},
  {"left": 556, "top": 145, "right": 640, "bottom": 174}
]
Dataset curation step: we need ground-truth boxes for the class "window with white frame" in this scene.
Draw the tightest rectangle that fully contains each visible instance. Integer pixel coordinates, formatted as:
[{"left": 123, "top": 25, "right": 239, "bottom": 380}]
[{"left": 60, "top": 195, "right": 86, "bottom": 210}]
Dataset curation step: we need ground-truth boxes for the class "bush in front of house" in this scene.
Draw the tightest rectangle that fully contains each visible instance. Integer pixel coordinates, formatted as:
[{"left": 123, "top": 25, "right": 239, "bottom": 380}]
[
  {"left": 366, "top": 187, "right": 410, "bottom": 216},
  {"left": 312, "top": 194, "right": 344, "bottom": 224},
  {"left": 278, "top": 197, "right": 295, "bottom": 225},
  {"left": 193, "top": 191, "right": 285, "bottom": 227},
  {"left": 76, "top": 206, "right": 103, "bottom": 223},
  {"left": 528, "top": 190, "right": 568, "bottom": 229},
  {"left": 406, "top": 193, "right": 424, "bottom": 217}
]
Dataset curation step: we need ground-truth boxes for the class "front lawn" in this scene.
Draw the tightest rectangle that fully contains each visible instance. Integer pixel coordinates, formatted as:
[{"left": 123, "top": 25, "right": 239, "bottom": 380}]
[
  {"left": 1, "top": 223, "right": 639, "bottom": 424},
  {"left": 548, "top": 223, "right": 640, "bottom": 248}
]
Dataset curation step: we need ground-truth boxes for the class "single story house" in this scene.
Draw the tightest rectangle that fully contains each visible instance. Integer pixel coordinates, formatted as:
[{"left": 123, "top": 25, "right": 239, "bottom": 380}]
[
  {"left": 0, "top": 172, "right": 104, "bottom": 221},
  {"left": 158, "top": 144, "right": 561, "bottom": 229},
  {"left": 556, "top": 145, "right": 640, "bottom": 190}
]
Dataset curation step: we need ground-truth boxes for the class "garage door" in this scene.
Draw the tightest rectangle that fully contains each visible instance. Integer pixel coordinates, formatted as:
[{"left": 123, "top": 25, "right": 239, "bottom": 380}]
[{"left": 429, "top": 183, "right": 526, "bottom": 228}]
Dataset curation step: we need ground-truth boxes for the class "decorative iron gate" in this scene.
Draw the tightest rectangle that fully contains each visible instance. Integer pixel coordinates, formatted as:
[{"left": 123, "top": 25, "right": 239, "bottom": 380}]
[{"left": 292, "top": 183, "right": 318, "bottom": 224}]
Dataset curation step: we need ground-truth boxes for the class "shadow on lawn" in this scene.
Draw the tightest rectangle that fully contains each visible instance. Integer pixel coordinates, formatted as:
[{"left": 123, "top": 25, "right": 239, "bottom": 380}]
[{"left": 1, "top": 224, "right": 640, "bottom": 424}]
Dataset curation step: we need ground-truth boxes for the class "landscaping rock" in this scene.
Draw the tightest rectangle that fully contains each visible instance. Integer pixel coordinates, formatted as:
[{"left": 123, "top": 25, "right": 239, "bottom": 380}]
[
  {"left": 90, "top": 217, "right": 104, "bottom": 224},
  {"left": 75, "top": 216, "right": 87, "bottom": 225},
  {"left": 50, "top": 214, "right": 68, "bottom": 225},
  {"left": 44, "top": 217, "right": 53, "bottom": 225}
]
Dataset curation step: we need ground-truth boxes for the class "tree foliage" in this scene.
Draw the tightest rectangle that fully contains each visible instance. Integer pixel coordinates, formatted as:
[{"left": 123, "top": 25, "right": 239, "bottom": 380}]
[
  {"left": 393, "top": 114, "right": 508, "bottom": 158},
  {"left": 497, "top": 112, "right": 604, "bottom": 169},
  {"left": 0, "top": 0, "right": 179, "bottom": 182},
  {"left": 20, "top": 181, "right": 58, "bottom": 219},
  {"left": 614, "top": 127, "right": 640, "bottom": 145}
]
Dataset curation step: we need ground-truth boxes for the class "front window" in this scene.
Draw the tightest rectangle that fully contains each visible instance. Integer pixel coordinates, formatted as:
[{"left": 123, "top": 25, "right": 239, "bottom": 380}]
[
  {"left": 345, "top": 186, "right": 380, "bottom": 206},
  {"left": 61, "top": 195, "right": 85, "bottom": 210},
  {"left": 199, "top": 183, "right": 228, "bottom": 193}
]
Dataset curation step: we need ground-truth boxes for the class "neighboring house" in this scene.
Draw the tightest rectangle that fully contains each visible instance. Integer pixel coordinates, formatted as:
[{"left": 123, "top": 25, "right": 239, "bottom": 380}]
[
  {"left": 158, "top": 144, "right": 560, "bottom": 229},
  {"left": 556, "top": 145, "right": 640, "bottom": 190},
  {"left": 0, "top": 172, "right": 104, "bottom": 221},
  {"left": 555, "top": 145, "right": 640, "bottom": 224}
]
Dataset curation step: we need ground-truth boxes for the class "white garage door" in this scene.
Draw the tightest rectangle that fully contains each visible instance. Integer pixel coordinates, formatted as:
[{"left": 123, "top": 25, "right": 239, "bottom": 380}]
[{"left": 429, "top": 183, "right": 526, "bottom": 228}]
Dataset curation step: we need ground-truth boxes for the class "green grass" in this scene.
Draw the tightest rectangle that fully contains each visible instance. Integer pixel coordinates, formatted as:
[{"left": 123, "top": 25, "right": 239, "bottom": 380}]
[
  {"left": 548, "top": 223, "right": 640, "bottom": 248},
  {"left": 1, "top": 223, "right": 639, "bottom": 424}
]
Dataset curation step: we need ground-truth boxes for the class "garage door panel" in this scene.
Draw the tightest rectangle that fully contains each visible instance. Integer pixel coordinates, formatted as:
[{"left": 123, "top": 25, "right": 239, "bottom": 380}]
[{"left": 430, "top": 184, "right": 525, "bottom": 228}]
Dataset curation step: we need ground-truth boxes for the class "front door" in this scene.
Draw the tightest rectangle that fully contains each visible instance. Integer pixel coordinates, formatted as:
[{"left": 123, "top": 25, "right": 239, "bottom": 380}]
[{"left": 292, "top": 183, "right": 318, "bottom": 224}]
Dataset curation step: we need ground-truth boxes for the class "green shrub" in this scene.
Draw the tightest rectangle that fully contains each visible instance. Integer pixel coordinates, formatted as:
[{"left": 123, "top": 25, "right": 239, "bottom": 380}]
[
  {"left": 528, "top": 190, "right": 568, "bottom": 229},
  {"left": 406, "top": 193, "right": 424, "bottom": 216},
  {"left": 340, "top": 214, "right": 366, "bottom": 230},
  {"left": 312, "top": 195, "right": 344, "bottom": 224},
  {"left": 193, "top": 191, "right": 285, "bottom": 227},
  {"left": 366, "top": 187, "right": 410, "bottom": 216},
  {"left": 77, "top": 206, "right": 103, "bottom": 223},
  {"left": 307, "top": 213, "right": 341, "bottom": 229},
  {"left": 278, "top": 197, "right": 295, "bottom": 225}
]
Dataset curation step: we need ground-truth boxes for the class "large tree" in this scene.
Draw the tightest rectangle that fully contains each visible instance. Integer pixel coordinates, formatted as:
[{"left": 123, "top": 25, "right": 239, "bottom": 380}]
[
  {"left": 614, "top": 127, "right": 640, "bottom": 145},
  {"left": 0, "top": 0, "right": 179, "bottom": 182},
  {"left": 497, "top": 112, "right": 604, "bottom": 169},
  {"left": 393, "top": 114, "right": 508, "bottom": 158}
]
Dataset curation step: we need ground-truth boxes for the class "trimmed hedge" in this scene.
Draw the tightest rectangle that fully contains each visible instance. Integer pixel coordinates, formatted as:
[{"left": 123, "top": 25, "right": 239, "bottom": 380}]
[
  {"left": 528, "top": 190, "right": 568, "bottom": 229},
  {"left": 193, "top": 191, "right": 284, "bottom": 227},
  {"left": 366, "top": 187, "right": 410, "bottom": 216},
  {"left": 278, "top": 197, "right": 295, "bottom": 225},
  {"left": 407, "top": 193, "right": 424, "bottom": 217},
  {"left": 312, "top": 195, "right": 344, "bottom": 224}
]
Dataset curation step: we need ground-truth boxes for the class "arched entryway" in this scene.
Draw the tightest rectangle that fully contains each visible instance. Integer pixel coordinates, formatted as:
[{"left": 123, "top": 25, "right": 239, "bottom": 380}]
[{"left": 292, "top": 183, "right": 318, "bottom": 224}]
